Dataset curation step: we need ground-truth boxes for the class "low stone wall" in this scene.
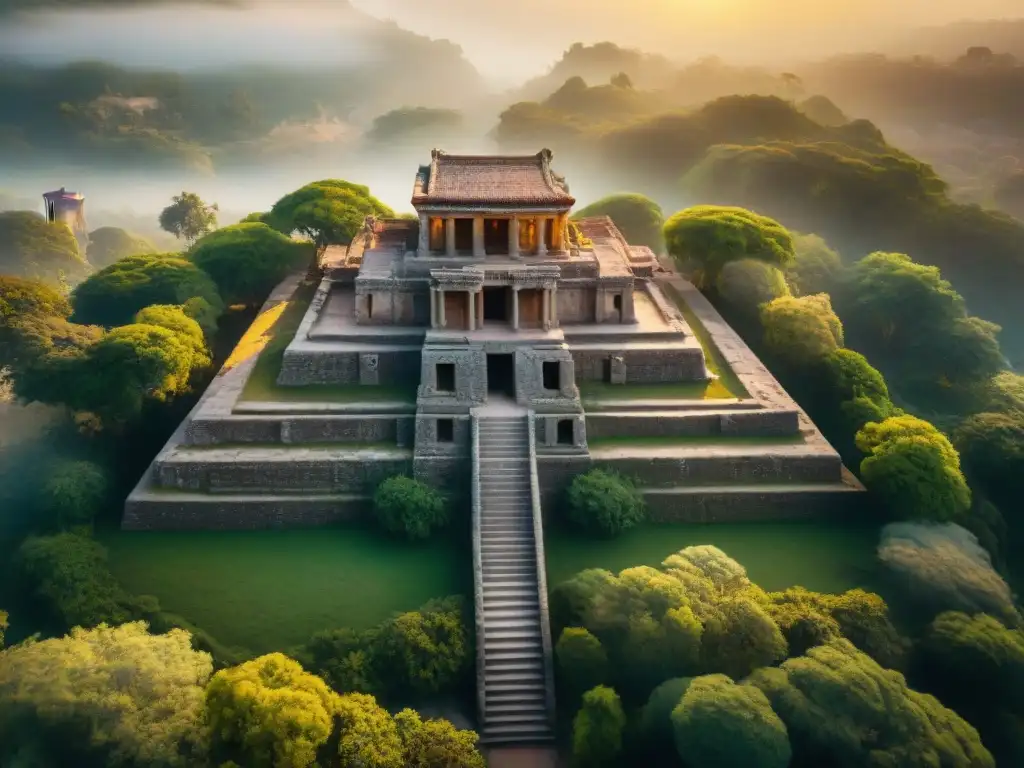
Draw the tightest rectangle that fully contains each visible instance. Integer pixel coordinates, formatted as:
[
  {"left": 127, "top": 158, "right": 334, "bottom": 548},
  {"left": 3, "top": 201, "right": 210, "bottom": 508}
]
[
  {"left": 572, "top": 348, "right": 706, "bottom": 383},
  {"left": 643, "top": 487, "right": 865, "bottom": 523},
  {"left": 537, "top": 455, "right": 592, "bottom": 509},
  {"left": 185, "top": 415, "right": 412, "bottom": 445},
  {"left": 122, "top": 492, "right": 368, "bottom": 530},
  {"left": 155, "top": 454, "right": 411, "bottom": 493},
  {"left": 586, "top": 410, "right": 800, "bottom": 439},
  {"left": 277, "top": 349, "right": 421, "bottom": 386},
  {"left": 593, "top": 454, "right": 842, "bottom": 487}
]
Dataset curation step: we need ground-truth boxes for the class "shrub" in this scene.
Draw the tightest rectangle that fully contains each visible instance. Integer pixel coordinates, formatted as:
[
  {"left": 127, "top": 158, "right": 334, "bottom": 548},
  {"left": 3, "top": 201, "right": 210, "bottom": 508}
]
[
  {"left": 760, "top": 293, "right": 844, "bottom": 368},
  {"left": 571, "top": 685, "right": 626, "bottom": 768},
  {"left": 566, "top": 469, "right": 646, "bottom": 537},
  {"left": 556, "top": 627, "right": 609, "bottom": 707},
  {"left": 372, "top": 476, "right": 449, "bottom": 540},
  {"left": 715, "top": 258, "right": 790, "bottom": 318},
  {"left": 40, "top": 459, "right": 109, "bottom": 531},
  {"left": 786, "top": 233, "right": 844, "bottom": 296}
]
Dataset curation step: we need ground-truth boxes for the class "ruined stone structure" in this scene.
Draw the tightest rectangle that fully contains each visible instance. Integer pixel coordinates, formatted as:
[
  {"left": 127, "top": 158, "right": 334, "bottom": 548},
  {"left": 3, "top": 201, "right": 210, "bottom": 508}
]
[
  {"left": 42, "top": 187, "right": 88, "bottom": 249},
  {"left": 125, "top": 149, "right": 864, "bottom": 747}
]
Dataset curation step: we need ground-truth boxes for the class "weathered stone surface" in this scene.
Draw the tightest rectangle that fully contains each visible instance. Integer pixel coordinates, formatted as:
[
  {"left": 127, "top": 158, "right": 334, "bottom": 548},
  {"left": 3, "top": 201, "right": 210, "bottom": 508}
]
[
  {"left": 593, "top": 452, "right": 841, "bottom": 487},
  {"left": 278, "top": 349, "right": 420, "bottom": 386},
  {"left": 585, "top": 409, "right": 800, "bottom": 439},
  {"left": 643, "top": 484, "right": 865, "bottom": 523},
  {"left": 572, "top": 348, "right": 707, "bottom": 383},
  {"left": 185, "top": 415, "right": 408, "bottom": 445}
]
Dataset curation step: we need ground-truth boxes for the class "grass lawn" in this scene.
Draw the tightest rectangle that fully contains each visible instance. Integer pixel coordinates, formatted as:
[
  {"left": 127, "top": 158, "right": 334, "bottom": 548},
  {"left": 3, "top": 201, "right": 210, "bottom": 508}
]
[
  {"left": 97, "top": 526, "right": 470, "bottom": 655},
  {"left": 235, "top": 279, "right": 416, "bottom": 404},
  {"left": 545, "top": 521, "right": 881, "bottom": 595},
  {"left": 587, "top": 433, "right": 807, "bottom": 449},
  {"left": 662, "top": 282, "right": 749, "bottom": 399}
]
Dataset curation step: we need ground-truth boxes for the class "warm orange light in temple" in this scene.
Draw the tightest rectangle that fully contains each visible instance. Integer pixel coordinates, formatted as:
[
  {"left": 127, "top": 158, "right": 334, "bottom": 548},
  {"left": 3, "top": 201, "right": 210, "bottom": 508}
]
[
  {"left": 519, "top": 218, "right": 536, "bottom": 251},
  {"left": 429, "top": 217, "right": 446, "bottom": 250}
]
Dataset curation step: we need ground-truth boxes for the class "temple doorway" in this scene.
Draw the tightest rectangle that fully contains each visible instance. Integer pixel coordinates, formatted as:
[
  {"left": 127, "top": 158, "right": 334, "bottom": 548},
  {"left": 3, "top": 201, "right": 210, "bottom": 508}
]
[
  {"left": 519, "top": 288, "right": 543, "bottom": 328},
  {"left": 444, "top": 292, "right": 469, "bottom": 330},
  {"left": 454, "top": 219, "right": 473, "bottom": 252},
  {"left": 483, "top": 287, "right": 508, "bottom": 323},
  {"left": 484, "top": 218, "right": 509, "bottom": 255},
  {"left": 486, "top": 354, "right": 515, "bottom": 397}
]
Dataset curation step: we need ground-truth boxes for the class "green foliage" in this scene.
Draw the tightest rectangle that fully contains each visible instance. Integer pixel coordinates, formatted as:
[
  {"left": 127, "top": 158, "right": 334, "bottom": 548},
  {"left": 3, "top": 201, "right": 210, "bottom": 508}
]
[
  {"left": 786, "top": 233, "right": 844, "bottom": 296},
  {"left": 715, "top": 258, "right": 790, "bottom": 319},
  {"left": 955, "top": 411, "right": 1024, "bottom": 513},
  {"left": 0, "top": 610, "right": 5, "bottom": 648},
  {"left": 334, "top": 693, "right": 404, "bottom": 768},
  {"left": 188, "top": 222, "right": 312, "bottom": 306},
  {"left": 856, "top": 415, "right": 971, "bottom": 522},
  {"left": 748, "top": 639, "right": 994, "bottom": 768},
  {"left": 14, "top": 533, "right": 157, "bottom": 630},
  {"left": 86, "top": 226, "right": 155, "bottom": 269},
  {"left": 134, "top": 304, "right": 211, "bottom": 368},
  {"left": 0, "top": 622, "right": 212, "bottom": 768},
  {"left": 0, "top": 210, "right": 88, "bottom": 285},
  {"left": 670, "top": 674, "right": 791, "bottom": 768},
  {"left": 700, "top": 598, "right": 788, "bottom": 680},
  {"left": 0, "top": 275, "right": 74, "bottom": 371},
  {"left": 663, "top": 205, "right": 794, "bottom": 288},
  {"left": 565, "top": 469, "right": 646, "bottom": 537},
  {"left": 878, "top": 522, "right": 1021, "bottom": 627},
  {"left": 573, "top": 193, "right": 665, "bottom": 250},
  {"left": 268, "top": 179, "right": 394, "bottom": 252},
  {"left": 555, "top": 627, "right": 609, "bottom": 707},
  {"left": 71, "top": 252, "right": 223, "bottom": 327},
  {"left": 181, "top": 296, "right": 220, "bottom": 337},
  {"left": 393, "top": 708, "right": 486, "bottom": 768},
  {"left": 821, "top": 348, "right": 898, "bottom": 433},
  {"left": 159, "top": 191, "right": 218, "bottom": 246},
  {"left": 797, "top": 95, "right": 849, "bottom": 127},
  {"left": 372, "top": 475, "right": 450, "bottom": 541},
  {"left": 571, "top": 685, "right": 626, "bottom": 768},
  {"left": 759, "top": 294, "right": 843, "bottom": 368},
  {"left": 986, "top": 370, "right": 1024, "bottom": 412},
  {"left": 638, "top": 677, "right": 693, "bottom": 757},
  {"left": 204, "top": 653, "right": 338, "bottom": 768},
  {"left": 40, "top": 459, "right": 109, "bottom": 531}
]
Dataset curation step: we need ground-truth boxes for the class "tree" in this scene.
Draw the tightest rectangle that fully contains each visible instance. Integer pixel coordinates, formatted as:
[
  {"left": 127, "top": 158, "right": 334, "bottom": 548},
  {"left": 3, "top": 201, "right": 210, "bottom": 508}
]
[
  {"left": 86, "top": 226, "right": 155, "bottom": 269},
  {"left": 371, "top": 599, "right": 469, "bottom": 696},
  {"left": 878, "top": 522, "right": 1021, "bottom": 627},
  {"left": 748, "top": 639, "right": 994, "bottom": 768},
  {"left": 14, "top": 533, "right": 155, "bottom": 630},
  {"left": 40, "top": 459, "right": 109, "bottom": 531},
  {"left": 268, "top": 179, "right": 394, "bottom": 254},
  {"left": 71, "top": 252, "right": 222, "bottom": 328},
  {"left": 565, "top": 469, "right": 646, "bottom": 537},
  {"left": 0, "top": 622, "right": 212, "bottom": 768},
  {"left": 0, "top": 610, "right": 6, "bottom": 648},
  {"left": 638, "top": 677, "right": 694, "bottom": 758},
  {"left": 760, "top": 294, "right": 843, "bottom": 368},
  {"left": 820, "top": 348, "right": 898, "bottom": 433},
  {"left": 715, "top": 258, "right": 790, "bottom": 320},
  {"left": 188, "top": 222, "right": 312, "bottom": 306},
  {"left": 204, "top": 653, "right": 338, "bottom": 768},
  {"left": 0, "top": 210, "right": 89, "bottom": 285},
  {"left": 955, "top": 411, "right": 1024, "bottom": 514},
  {"left": 372, "top": 475, "right": 450, "bottom": 541},
  {"left": 700, "top": 598, "right": 788, "bottom": 680},
  {"left": 663, "top": 206, "right": 794, "bottom": 288},
  {"left": 393, "top": 709, "right": 486, "bottom": 768},
  {"left": 571, "top": 685, "right": 626, "bottom": 768},
  {"left": 555, "top": 627, "right": 609, "bottom": 707},
  {"left": 0, "top": 275, "right": 72, "bottom": 369},
  {"left": 856, "top": 415, "right": 971, "bottom": 522},
  {"left": 573, "top": 193, "right": 665, "bottom": 250},
  {"left": 670, "top": 674, "right": 791, "bottom": 768},
  {"left": 134, "top": 304, "right": 211, "bottom": 370},
  {"left": 159, "top": 191, "right": 218, "bottom": 246},
  {"left": 334, "top": 693, "right": 404, "bottom": 768},
  {"left": 785, "top": 233, "right": 843, "bottom": 296}
]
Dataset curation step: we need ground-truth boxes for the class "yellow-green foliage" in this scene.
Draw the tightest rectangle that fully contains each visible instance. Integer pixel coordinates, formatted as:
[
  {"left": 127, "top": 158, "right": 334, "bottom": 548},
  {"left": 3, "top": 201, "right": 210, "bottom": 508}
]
[
  {"left": 759, "top": 293, "right": 843, "bottom": 367},
  {"left": 573, "top": 192, "right": 664, "bottom": 250},
  {"left": 0, "top": 210, "right": 88, "bottom": 285}
]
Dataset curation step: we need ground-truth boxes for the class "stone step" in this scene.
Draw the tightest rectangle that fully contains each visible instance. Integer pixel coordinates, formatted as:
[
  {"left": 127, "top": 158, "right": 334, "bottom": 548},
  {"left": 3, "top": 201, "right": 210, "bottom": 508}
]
[
  {"left": 485, "top": 681, "right": 546, "bottom": 698},
  {"left": 486, "top": 667, "right": 545, "bottom": 684},
  {"left": 481, "top": 546, "right": 537, "bottom": 557},
  {"left": 483, "top": 595, "right": 540, "bottom": 608},
  {"left": 481, "top": 727, "right": 554, "bottom": 745},
  {"left": 485, "top": 647, "right": 544, "bottom": 663},
  {"left": 484, "top": 710, "right": 549, "bottom": 725},
  {"left": 485, "top": 696, "right": 547, "bottom": 711},
  {"left": 482, "top": 576, "right": 536, "bottom": 588},
  {"left": 484, "top": 607, "right": 541, "bottom": 622},
  {"left": 485, "top": 617, "right": 541, "bottom": 632},
  {"left": 483, "top": 555, "right": 537, "bottom": 567},
  {"left": 484, "top": 660, "right": 544, "bottom": 676},
  {"left": 482, "top": 570, "right": 537, "bottom": 582}
]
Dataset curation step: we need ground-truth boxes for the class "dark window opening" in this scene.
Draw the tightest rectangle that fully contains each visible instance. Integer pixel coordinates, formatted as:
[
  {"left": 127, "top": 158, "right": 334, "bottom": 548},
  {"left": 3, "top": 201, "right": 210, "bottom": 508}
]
[
  {"left": 483, "top": 287, "right": 508, "bottom": 322},
  {"left": 613, "top": 294, "right": 623, "bottom": 311},
  {"left": 436, "top": 363, "right": 455, "bottom": 392},
  {"left": 543, "top": 218, "right": 555, "bottom": 250},
  {"left": 454, "top": 218, "right": 473, "bottom": 252},
  {"left": 367, "top": 294, "right": 374, "bottom": 318},
  {"left": 437, "top": 419, "right": 454, "bottom": 443},
  {"left": 47, "top": 202, "right": 55, "bottom": 222},
  {"left": 602, "top": 358, "right": 612, "bottom": 383},
  {"left": 557, "top": 419, "right": 574, "bottom": 445},
  {"left": 542, "top": 361, "right": 561, "bottom": 390},
  {"left": 484, "top": 218, "right": 510, "bottom": 254},
  {"left": 486, "top": 354, "right": 515, "bottom": 396}
]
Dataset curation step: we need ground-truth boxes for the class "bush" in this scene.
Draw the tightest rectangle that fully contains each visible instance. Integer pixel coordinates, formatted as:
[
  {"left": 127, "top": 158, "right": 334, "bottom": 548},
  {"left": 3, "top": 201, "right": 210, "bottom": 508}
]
[
  {"left": 715, "top": 258, "right": 790, "bottom": 319},
  {"left": 556, "top": 627, "right": 609, "bottom": 707},
  {"left": 372, "top": 476, "right": 449, "bottom": 540},
  {"left": 786, "top": 233, "right": 843, "bottom": 296},
  {"left": 760, "top": 293, "right": 844, "bottom": 369},
  {"left": 40, "top": 459, "right": 109, "bottom": 531},
  {"left": 571, "top": 685, "right": 626, "bottom": 768},
  {"left": 566, "top": 469, "right": 646, "bottom": 537},
  {"left": 573, "top": 193, "right": 665, "bottom": 250}
]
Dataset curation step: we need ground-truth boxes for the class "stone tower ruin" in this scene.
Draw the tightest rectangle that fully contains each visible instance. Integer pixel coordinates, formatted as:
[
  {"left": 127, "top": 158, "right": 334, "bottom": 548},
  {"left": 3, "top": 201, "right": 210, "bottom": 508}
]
[{"left": 42, "top": 187, "right": 88, "bottom": 249}]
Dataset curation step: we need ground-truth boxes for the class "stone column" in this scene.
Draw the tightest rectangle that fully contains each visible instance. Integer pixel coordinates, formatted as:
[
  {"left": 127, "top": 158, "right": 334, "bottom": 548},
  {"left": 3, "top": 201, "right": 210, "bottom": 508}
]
[
  {"left": 417, "top": 213, "right": 429, "bottom": 255},
  {"left": 438, "top": 288, "right": 446, "bottom": 328},
  {"left": 472, "top": 216, "right": 485, "bottom": 258},
  {"left": 537, "top": 217, "right": 548, "bottom": 256},
  {"left": 509, "top": 216, "right": 520, "bottom": 258},
  {"left": 623, "top": 283, "right": 637, "bottom": 323},
  {"left": 551, "top": 214, "right": 563, "bottom": 252},
  {"left": 542, "top": 287, "right": 551, "bottom": 330},
  {"left": 446, "top": 217, "right": 456, "bottom": 257},
  {"left": 467, "top": 291, "right": 475, "bottom": 331},
  {"left": 550, "top": 284, "right": 558, "bottom": 326},
  {"left": 429, "top": 287, "right": 437, "bottom": 328},
  {"left": 511, "top": 286, "right": 520, "bottom": 330},
  {"left": 477, "top": 291, "right": 484, "bottom": 328}
]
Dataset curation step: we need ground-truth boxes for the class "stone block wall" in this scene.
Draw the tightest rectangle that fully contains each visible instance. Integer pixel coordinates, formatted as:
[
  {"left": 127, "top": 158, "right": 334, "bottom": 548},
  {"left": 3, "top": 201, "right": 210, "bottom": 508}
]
[
  {"left": 592, "top": 453, "right": 842, "bottom": 488},
  {"left": 123, "top": 494, "right": 369, "bottom": 531},
  {"left": 419, "top": 346, "right": 486, "bottom": 404},
  {"left": 556, "top": 286, "right": 596, "bottom": 324},
  {"left": 277, "top": 349, "right": 421, "bottom": 386},
  {"left": 585, "top": 410, "right": 800, "bottom": 440},
  {"left": 186, "top": 415, "right": 411, "bottom": 446},
  {"left": 535, "top": 413, "right": 588, "bottom": 450},
  {"left": 643, "top": 487, "right": 865, "bottom": 523},
  {"left": 414, "top": 413, "right": 471, "bottom": 457},
  {"left": 572, "top": 348, "right": 707, "bottom": 383}
]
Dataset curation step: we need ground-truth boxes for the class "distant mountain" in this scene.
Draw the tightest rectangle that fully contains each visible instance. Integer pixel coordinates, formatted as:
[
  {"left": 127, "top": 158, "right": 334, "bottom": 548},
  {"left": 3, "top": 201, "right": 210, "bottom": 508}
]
[{"left": 891, "top": 18, "right": 1024, "bottom": 60}]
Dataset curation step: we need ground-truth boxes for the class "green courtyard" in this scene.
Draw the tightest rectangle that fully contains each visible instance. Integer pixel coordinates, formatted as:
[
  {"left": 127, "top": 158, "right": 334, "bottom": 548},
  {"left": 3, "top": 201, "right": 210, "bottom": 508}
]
[{"left": 96, "top": 525, "right": 470, "bottom": 656}]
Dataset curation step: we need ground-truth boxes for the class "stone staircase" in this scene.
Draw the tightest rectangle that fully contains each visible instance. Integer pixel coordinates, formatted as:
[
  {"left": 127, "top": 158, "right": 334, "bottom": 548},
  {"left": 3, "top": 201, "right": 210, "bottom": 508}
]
[{"left": 475, "top": 415, "right": 554, "bottom": 744}]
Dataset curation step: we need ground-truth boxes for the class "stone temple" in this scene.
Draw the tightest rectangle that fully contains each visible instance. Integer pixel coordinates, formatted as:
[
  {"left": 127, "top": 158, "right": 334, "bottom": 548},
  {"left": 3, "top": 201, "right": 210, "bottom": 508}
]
[{"left": 126, "top": 149, "right": 863, "bottom": 745}]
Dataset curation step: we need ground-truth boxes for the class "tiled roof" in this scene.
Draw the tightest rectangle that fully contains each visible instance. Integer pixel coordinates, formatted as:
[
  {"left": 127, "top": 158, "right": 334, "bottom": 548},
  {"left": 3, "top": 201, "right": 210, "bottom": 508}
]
[{"left": 412, "top": 149, "right": 575, "bottom": 207}]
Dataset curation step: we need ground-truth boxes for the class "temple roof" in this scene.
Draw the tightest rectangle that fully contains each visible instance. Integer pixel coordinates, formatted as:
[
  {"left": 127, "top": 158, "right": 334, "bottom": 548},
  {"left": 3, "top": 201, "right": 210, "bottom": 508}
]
[{"left": 412, "top": 149, "right": 575, "bottom": 207}]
